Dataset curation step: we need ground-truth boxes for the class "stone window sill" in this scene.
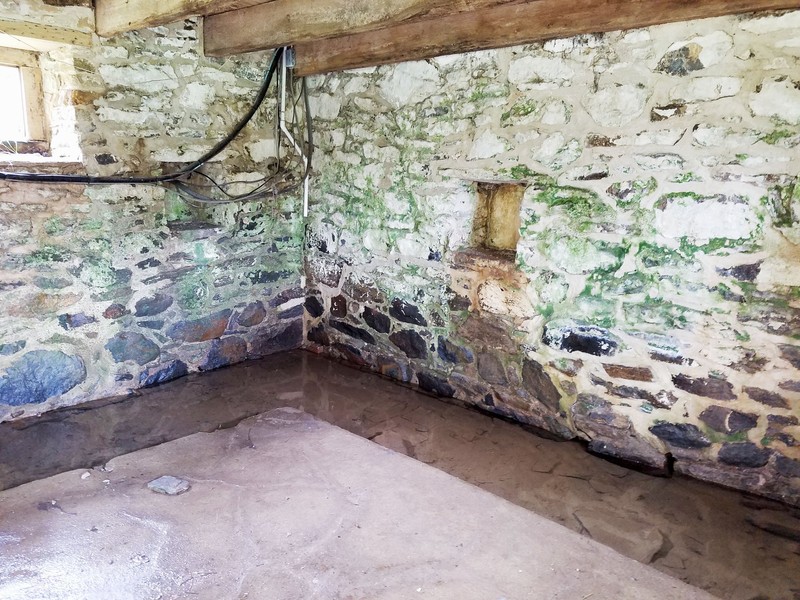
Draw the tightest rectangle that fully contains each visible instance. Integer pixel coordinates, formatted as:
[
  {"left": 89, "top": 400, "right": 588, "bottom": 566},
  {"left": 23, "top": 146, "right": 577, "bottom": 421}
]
[
  {"left": 0, "top": 156, "right": 85, "bottom": 174},
  {"left": 452, "top": 247, "right": 519, "bottom": 276}
]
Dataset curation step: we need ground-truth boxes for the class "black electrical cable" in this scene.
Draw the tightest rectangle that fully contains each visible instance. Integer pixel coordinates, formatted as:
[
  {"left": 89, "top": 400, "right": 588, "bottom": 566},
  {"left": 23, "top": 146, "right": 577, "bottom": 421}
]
[
  {"left": 172, "top": 74, "right": 313, "bottom": 205},
  {"left": 0, "top": 47, "right": 284, "bottom": 185}
]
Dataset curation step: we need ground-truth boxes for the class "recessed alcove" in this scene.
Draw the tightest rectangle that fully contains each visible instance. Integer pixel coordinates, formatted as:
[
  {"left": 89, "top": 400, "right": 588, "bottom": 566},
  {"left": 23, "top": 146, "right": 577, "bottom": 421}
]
[{"left": 471, "top": 181, "right": 526, "bottom": 254}]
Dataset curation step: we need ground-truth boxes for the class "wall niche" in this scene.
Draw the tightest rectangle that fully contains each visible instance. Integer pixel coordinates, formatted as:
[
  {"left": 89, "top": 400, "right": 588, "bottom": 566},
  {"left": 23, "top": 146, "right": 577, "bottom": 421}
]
[{"left": 471, "top": 182, "right": 526, "bottom": 255}]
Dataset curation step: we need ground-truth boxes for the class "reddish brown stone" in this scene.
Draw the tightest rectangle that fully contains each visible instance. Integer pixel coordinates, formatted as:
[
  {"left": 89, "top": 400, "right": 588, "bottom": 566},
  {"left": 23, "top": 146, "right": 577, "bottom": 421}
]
[
  {"left": 699, "top": 405, "right": 758, "bottom": 434},
  {"left": 603, "top": 364, "right": 653, "bottom": 382},
  {"left": 522, "top": 360, "right": 561, "bottom": 412},
  {"left": 477, "top": 353, "right": 508, "bottom": 386},
  {"left": 103, "top": 303, "right": 128, "bottom": 319},
  {"left": 672, "top": 374, "right": 735, "bottom": 400},
  {"left": 377, "top": 356, "right": 411, "bottom": 382},
  {"left": 718, "top": 443, "right": 772, "bottom": 468},
  {"left": 307, "top": 324, "right": 329, "bottom": 346},
  {"left": 330, "top": 295, "right": 347, "bottom": 318},
  {"left": 200, "top": 337, "right": 247, "bottom": 371},
  {"left": 167, "top": 310, "right": 232, "bottom": 343},
  {"left": 745, "top": 387, "right": 789, "bottom": 409},
  {"left": 237, "top": 301, "right": 266, "bottom": 327},
  {"left": 389, "top": 330, "right": 427, "bottom": 359},
  {"left": 331, "top": 343, "right": 367, "bottom": 366},
  {"left": 364, "top": 308, "right": 391, "bottom": 334},
  {"left": 766, "top": 415, "right": 799, "bottom": 447}
]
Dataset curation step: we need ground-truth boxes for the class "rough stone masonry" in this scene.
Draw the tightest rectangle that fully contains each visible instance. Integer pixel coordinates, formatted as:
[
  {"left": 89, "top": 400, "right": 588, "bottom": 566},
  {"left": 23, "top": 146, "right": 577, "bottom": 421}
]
[
  {"left": 0, "top": 1, "right": 799, "bottom": 506},
  {"left": 303, "top": 10, "right": 800, "bottom": 505},
  {"left": 0, "top": 2, "right": 304, "bottom": 418}
]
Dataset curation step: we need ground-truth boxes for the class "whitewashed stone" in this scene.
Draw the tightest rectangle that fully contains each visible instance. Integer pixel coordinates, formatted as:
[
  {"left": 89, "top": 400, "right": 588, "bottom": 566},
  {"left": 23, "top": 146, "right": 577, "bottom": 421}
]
[
  {"left": 395, "top": 235, "right": 430, "bottom": 260},
  {"left": 309, "top": 93, "right": 342, "bottom": 120},
  {"left": 775, "top": 38, "right": 800, "bottom": 53},
  {"left": 614, "top": 129, "right": 685, "bottom": 146},
  {"left": 749, "top": 77, "right": 800, "bottom": 123},
  {"left": 765, "top": 57, "right": 793, "bottom": 70},
  {"left": 583, "top": 85, "right": 649, "bottom": 127},
  {"left": 96, "top": 106, "right": 150, "bottom": 125},
  {"left": 739, "top": 11, "right": 800, "bottom": 34},
  {"left": 664, "top": 31, "right": 732, "bottom": 69},
  {"left": 634, "top": 154, "right": 685, "bottom": 170},
  {"left": 468, "top": 130, "right": 507, "bottom": 160},
  {"left": 692, "top": 126, "right": 760, "bottom": 148},
  {"left": 622, "top": 31, "right": 651, "bottom": 44},
  {"left": 179, "top": 82, "right": 214, "bottom": 110},
  {"left": 508, "top": 56, "right": 574, "bottom": 85},
  {"left": 541, "top": 236, "right": 621, "bottom": 275},
  {"left": 97, "top": 64, "right": 179, "bottom": 93},
  {"left": 670, "top": 77, "right": 742, "bottom": 102},
  {"left": 478, "top": 280, "right": 534, "bottom": 319},
  {"left": 343, "top": 77, "right": 368, "bottom": 95},
  {"left": 378, "top": 61, "right": 440, "bottom": 107},
  {"left": 540, "top": 100, "right": 571, "bottom": 125},
  {"left": 533, "top": 134, "right": 582, "bottom": 170},
  {"left": 656, "top": 198, "right": 757, "bottom": 242},
  {"left": 245, "top": 138, "right": 277, "bottom": 162},
  {"left": 544, "top": 38, "right": 575, "bottom": 53}
]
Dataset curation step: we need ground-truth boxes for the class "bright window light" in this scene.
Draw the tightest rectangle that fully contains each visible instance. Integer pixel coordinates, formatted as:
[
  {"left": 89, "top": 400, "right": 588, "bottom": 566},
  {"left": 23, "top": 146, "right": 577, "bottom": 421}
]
[{"left": 0, "top": 64, "right": 27, "bottom": 140}]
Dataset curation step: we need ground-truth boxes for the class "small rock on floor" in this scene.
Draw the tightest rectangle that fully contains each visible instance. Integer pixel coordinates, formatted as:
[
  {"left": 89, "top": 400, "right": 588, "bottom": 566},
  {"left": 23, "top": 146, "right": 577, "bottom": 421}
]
[{"left": 147, "top": 475, "right": 191, "bottom": 496}]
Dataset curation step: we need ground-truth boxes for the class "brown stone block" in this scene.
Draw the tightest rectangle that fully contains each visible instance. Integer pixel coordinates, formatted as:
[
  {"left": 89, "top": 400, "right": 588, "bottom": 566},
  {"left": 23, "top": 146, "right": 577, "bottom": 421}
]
[{"left": 603, "top": 364, "right": 654, "bottom": 382}]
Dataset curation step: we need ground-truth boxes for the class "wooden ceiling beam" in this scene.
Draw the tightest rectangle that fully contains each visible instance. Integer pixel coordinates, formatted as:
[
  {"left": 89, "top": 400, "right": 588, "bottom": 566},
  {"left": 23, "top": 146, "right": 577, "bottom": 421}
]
[
  {"left": 0, "top": 17, "right": 92, "bottom": 49},
  {"left": 203, "top": 0, "right": 523, "bottom": 57},
  {"left": 286, "top": 0, "right": 800, "bottom": 75},
  {"left": 95, "top": 0, "right": 271, "bottom": 38}
]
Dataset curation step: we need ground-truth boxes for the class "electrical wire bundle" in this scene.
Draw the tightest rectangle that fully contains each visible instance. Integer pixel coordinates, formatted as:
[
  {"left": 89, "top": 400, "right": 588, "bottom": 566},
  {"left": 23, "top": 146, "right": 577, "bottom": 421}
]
[{"left": 0, "top": 47, "right": 313, "bottom": 207}]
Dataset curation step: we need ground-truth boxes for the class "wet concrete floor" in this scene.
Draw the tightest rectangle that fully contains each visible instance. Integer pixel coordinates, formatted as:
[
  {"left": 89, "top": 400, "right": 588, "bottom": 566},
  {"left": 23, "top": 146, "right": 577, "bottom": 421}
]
[
  {"left": 0, "top": 408, "right": 715, "bottom": 600},
  {"left": 1, "top": 350, "right": 799, "bottom": 599}
]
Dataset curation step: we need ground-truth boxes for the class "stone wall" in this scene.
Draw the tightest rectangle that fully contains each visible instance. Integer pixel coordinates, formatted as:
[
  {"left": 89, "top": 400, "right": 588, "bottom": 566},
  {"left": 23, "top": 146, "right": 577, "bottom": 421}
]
[
  {"left": 0, "top": 4, "right": 303, "bottom": 420},
  {"left": 303, "top": 11, "right": 800, "bottom": 504}
]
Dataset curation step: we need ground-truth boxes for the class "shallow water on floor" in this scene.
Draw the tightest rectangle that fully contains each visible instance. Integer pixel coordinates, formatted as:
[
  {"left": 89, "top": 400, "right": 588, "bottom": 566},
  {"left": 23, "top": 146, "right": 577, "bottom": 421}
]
[{"left": 1, "top": 350, "right": 799, "bottom": 599}]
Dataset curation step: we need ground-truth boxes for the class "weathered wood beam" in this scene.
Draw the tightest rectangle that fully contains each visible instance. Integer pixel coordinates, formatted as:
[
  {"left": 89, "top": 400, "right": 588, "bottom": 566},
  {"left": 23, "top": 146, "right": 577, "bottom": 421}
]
[
  {"left": 95, "top": 0, "right": 271, "bottom": 38},
  {"left": 0, "top": 17, "right": 92, "bottom": 49},
  {"left": 204, "top": 0, "right": 525, "bottom": 56},
  {"left": 291, "top": 0, "right": 800, "bottom": 76}
]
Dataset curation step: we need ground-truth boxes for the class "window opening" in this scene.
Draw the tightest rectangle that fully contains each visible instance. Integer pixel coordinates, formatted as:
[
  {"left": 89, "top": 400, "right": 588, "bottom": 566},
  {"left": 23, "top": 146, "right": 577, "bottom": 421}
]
[
  {"left": 0, "top": 47, "right": 48, "bottom": 154},
  {"left": 0, "top": 64, "right": 27, "bottom": 141}
]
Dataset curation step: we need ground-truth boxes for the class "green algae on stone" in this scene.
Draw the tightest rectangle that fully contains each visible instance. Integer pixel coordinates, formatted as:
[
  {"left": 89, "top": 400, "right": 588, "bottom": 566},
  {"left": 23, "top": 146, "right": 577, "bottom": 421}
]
[
  {"left": 25, "top": 245, "right": 72, "bottom": 265},
  {"left": 503, "top": 164, "right": 546, "bottom": 182},
  {"left": 589, "top": 270, "right": 660, "bottom": 296},
  {"left": 670, "top": 172, "right": 703, "bottom": 183},
  {"left": 606, "top": 178, "right": 657, "bottom": 207},
  {"left": 43, "top": 217, "right": 65, "bottom": 236},
  {"left": 762, "top": 179, "right": 799, "bottom": 228},
  {"left": 535, "top": 231, "right": 624, "bottom": 275},
  {"left": 636, "top": 241, "right": 696, "bottom": 269},
  {"left": 500, "top": 100, "right": 539, "bottom": 123},
  {"left": 164, "top": 191, "right": 193, "bottom": 222},
  {"left": 81, "top": 218, "right": 105, "bottom": 232},
  {"left": 573, "top": 290, "right": 618, "bottom": 328},
  {"left": 761, "top": 129, "right": 795, "bottom": 145},
  {"left": 623, "top": 296, "right": 692, "bottom": 330},
  {"left": 75, "top": 257, "right": 125, "bottom": 289},
  {"left": 678, "top": 236, "right": 761, "bottom": 256},
  {"left": 533, "top": 183, "right": 614, "bottom": 230}
]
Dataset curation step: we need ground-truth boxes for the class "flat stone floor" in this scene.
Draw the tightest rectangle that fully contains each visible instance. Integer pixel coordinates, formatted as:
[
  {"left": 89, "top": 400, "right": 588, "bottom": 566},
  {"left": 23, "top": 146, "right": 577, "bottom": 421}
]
[
  {"left": 1, "top": 350, "right": 799, "bottom": 599},
  {"left": 0, "top": 407, "right": 715, "bottom": 600}
]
